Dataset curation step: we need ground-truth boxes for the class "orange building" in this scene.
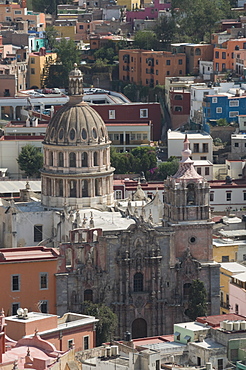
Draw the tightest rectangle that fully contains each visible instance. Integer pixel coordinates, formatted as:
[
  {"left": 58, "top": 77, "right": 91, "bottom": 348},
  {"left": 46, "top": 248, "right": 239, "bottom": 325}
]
[
  {"left": 5, "top": 311, "right": 98, "bottom": 352},
  {"left": 0, "top": 246, "right": 59, "bottom": 316},
  {"left": 214, "top": 38, "right": 246, "bottom": 72},
  {"left": 119, "top": 49, "right": 186, "bottom": 86}
]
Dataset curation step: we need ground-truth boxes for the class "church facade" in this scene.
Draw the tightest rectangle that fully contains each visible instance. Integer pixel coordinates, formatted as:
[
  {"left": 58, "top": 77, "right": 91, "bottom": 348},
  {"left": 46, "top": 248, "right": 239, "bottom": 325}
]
[{"left": 0, "top": 66, "right": 220, "bottom": 339}]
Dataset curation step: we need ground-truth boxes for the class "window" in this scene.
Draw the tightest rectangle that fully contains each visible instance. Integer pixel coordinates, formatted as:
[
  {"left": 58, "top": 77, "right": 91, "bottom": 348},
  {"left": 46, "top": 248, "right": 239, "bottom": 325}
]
[
  {"left": 140, "top": 109, "right": 148, "bottom": 118},
  {"left": 81, "top": 152, "right": 88, "bottom": 167},
  {"left": 195, "top": 48, "right": 201, "bottom": 55},
  {"left": 109, "top": 110, "right": 115, "bottom": 119},
  {"left": 58, "top": 179, "right": 63, "bottom": 197},
  {"left": 215, "top": 51, "right": 219, "bottom": 58},
  {"left": 137, "top": 133, "right": 141, "bottom": 140},
  {"left": 156, "top": 70, "right": 159, "bottom": 75},
  {"left": 216, "top": 107, "right": 222, "bottom": 113},
  {"left": 235, "top": 142, "right": 239, "bottom": 147},
  {"left": 156, "top": 360, "right": 160, "bottom": 370},
  {"left": 210, "top": 193, "right": 214, "bottom": 202},
  {"left": 178, "top": 59, "right": 183, "bottom": 65},
  {"left": 174, "top": 106, "right": 182, "bottom": 112},
  {"left": 167, "top": 71, "right": 170, "bottom": 75},
  {"left": 205, "top": 167, "right": 209, "bottom": 176},
  {"left": 226, "top": 192, "right": 231, "bottom": 201},
  {"left": 166, "top": 60, "right": 170, "bottom": 65},
  {"left": 30, "top": 57, "right": 35, "bottom": 64},
  {"left": 244, "top": 192, "right": 246, "bottom": 201},
  {"left": 203, "top": 143, "right": 208, "bottom": 152},
  {"left": 69, "top": 152, "right": 76, "bottom": 167},
  {"left": 243, "top": 254, "right": 246, "bottom": 261},
  {"left": 49, "top": 151, "right": 53, "bottom": 166},
  {"left": 31, "top": 68, "right": 35, "bottom": 74},
  {"left": 235, "top": 304, "right": 239, "bottom": 315},
  {"left": 229, "top": 100, "right": 239, "bottom": 107},
  {"left": 134, "top": 272, "right": 143, "bottom": 292},
  {"left": 200, "top": 156, "right": 207, "bottom": 160},
  {"left": 197, "top": 167, "right": 201, "bottom": 175},
  {"left": 34, "top": 225, "right": 43, "bottom": 242},
  {"left": 12, "top": 275, "right": 20, "bottom": 291},
  {"left": 114, "top": 134, "right": 119, "bottom": 140},
  {"left": 179, "top": 70, "right": 183, "bottom": 75},
  {"left": 84, "top": 289, "right": 93, "bottom": 301},
  {"left": 79, "top": 25, "right": 83, "bottom": 29},
  {"left": 40, "top": 272, "right": 48, "bottom": 290},
  {"left": 194, "top": 143, "right": 199, "bottom": 153},
  {"left": 68, "top": 339, "right": 74, "bottom": 349},
  {"left": 222, "top": 52, "right": 226, "bottom": 59},
  {"left": 40, "top": 300, "right": 48, "bottom": 313},
  {"left": 218, "top": 359, "right": 223, "bottom": 370},
  {"left": 12, "top": 303, "right": 20, "bottom": 315},
  {"left": 115, "top": 190, "right": 122, "bottom": 199},
  {"left": 156, "top": 59, "right": 158, "bottom": 65},
  {"left": 174, "top": 94, "right": 183, "bottom": 100},
  {"left": 94, "top": 152, "right": 98, "bottom": 166},
  {"left": 84, "top": 336, "right": 89, "bottom": 350},
  {"left": 15, "top": 10, "right": 22, "bottom": 14},
  {"left": 82, "top": 180, "right": 88, "bottom": 197},
  {"left": 58, "top": 152, "right": 64, "bottom": 167},
  {"left": 229, "top": 111, "right": 239, "bottom": 118},
  {"left": 222, "top": 255, "right": 229, "bottom": 262}
]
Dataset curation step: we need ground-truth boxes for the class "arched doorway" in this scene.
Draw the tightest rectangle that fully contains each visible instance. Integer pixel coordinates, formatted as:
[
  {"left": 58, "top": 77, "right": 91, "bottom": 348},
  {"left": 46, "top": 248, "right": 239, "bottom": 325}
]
[{"left": 132, "top": 318, "right": 147, "bottom": 339}]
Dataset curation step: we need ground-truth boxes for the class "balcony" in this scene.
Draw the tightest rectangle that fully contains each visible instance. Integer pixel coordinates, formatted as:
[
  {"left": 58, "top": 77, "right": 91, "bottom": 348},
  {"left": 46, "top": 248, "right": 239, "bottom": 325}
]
[{"left": 220, "top": 301, "right": 230, "bottom": 309}]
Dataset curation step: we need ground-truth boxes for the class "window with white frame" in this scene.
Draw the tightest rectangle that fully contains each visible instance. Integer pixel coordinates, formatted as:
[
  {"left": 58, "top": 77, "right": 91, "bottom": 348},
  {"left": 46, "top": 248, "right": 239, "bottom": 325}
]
[
  {"left": 84, "top": 336, "right": 89, "bottom": 350},
  {"left": 131, "top": 134, "right": 136, "bottom": 140},
  {"left": 115, "top": 190, "right": 122, "bottom": 199},
  {"left": 226, "top": 192, "right": 232, "bottom": 201},
  {"left": 216, "top": 107, "right": 222, "bottom": 113},
  {"left": 229, "top": 100, "right": 239, "bottom": 107},
  {"left": 108, "top": 110, "right": 115, "bottom": 119},
  {"left": 229, "top": 111, "right": 239, "bottom": 118},
  {"left": 137, "top": 133, "right": 141, "bottom": 140},
  {"left": 114, "top": 134, "right": 119, "bottom": 140},
  {"left": 212, "top": 97, "right": 217, "bottom": 103},
  {"left": 143, "top": 133, "right": 148, "bottom": 140},
  {"left": 140, "top": 109, "right": 148, "bottom": 118},
  {"left": 40, "top": 272, "right": 48, "bottom": 290}
]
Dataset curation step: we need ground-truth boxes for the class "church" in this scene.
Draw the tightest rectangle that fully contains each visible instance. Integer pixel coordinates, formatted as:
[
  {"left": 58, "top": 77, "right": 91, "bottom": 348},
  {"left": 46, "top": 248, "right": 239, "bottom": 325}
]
[{"left": 0, "top": 65, "right": 220, "bottom": 339}]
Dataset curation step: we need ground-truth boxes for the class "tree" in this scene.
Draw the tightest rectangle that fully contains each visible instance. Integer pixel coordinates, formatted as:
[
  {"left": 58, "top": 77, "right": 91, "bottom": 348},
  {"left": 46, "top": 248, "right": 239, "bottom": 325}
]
[
  {"left": 153, "top": 16, "right": 177, "bottom": 50},
  {"left": 82, "top": 302, "right": 118, "bottom": 346},
  {"left": 17, "top": 144, "right": 43, "bottom": 178},
  {"left": 134, "top": 30, "right": 159, "bottom": 50},
  {"left": 45, "top": 26, "right": 58, "bottom": 50},
  {"left": 185, "top": 279, "right": 207, "bottom": 320},
  {"left": 45, "top": 38, "right": 80, "bottom": 88},
  {"left": 32, "top": 0, "right": 73, "bottom": 14}
]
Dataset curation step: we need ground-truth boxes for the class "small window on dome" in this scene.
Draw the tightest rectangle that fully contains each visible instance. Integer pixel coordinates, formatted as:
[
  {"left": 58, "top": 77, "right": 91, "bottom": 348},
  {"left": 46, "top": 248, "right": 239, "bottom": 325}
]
[
  {"left": 70, "top": 128, "right": 76, "bottom": 141},
  {"left": 82, "top": 128, "right": 87, "bottom": 140},
  {"left": 101, "top": 128, "right": 104, "bottom": 137},
  {"left": 59, "top": 128, "right": 64, "bottom": 140},
  {"left": 50, "top": 128, "right": 55, "bottom": 139},
  {"left": 92, "top": 128, "right": 97, "bottom": 139}
]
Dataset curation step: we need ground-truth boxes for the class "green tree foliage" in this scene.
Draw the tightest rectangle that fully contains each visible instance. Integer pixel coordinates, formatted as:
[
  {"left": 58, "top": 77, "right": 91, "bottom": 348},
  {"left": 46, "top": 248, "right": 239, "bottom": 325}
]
[
  {"left": 45, "top": 26, "right": 58, "bottom": 50},
  {"left": 110, "top": 146, "right": 157, "bottom": 175},
  {"left": 217, "top": 118, "right": 229, "bottom": 126},
  {"left": 153, "top": 16, "right": 177, "bottom": 50},
  {"left": 45, "top": 38, "right": 80, "bottom": 88},
  {"left": 171, "top": 0, "right": 233, "bottom": 42},
  {"left": 17, "top": 144, "right": 43, "bottom": 178},
  {"left": 82, "top": 302, "right": 118, "bottom": 346},
  {"left": 186, "top": 279, "right": 207, "bottom": 320},
  {"left": 134, "top": 30, "right": 159, "bottom": 50},
  {"left": 32, "top": 0, "right": 72, "bottom": 14}
]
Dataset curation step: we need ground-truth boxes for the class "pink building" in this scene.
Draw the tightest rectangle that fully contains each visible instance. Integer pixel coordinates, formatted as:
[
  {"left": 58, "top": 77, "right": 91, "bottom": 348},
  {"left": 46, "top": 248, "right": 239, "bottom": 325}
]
[
  {"left": 126, "top": 0, "right": 171, "bottom": 24},
  {"left": 230, "top": 272, "right": 246, "bottom": 316}
]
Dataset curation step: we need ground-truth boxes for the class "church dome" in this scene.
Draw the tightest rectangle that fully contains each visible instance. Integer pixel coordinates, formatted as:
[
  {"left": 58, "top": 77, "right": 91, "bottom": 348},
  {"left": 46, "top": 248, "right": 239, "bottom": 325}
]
[{"left": 44, "top": 100, "right": 109, "bottom": 146}]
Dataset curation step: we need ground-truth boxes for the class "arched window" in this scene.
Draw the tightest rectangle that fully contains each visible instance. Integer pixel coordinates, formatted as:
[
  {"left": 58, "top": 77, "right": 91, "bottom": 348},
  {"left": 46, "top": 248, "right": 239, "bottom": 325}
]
[
  {"left": 195, "top": 48, "right": 201, "bottom": 55},
  {"left": 81, "top": 152, "right": 88, "bottom": 167},
  {"left": 183, "top": 283, "right": 191, "bottom": 298},
  {"left": 134, "top": 272, "right": 143, "bottom": 292},
  {"left": 47, "top": 178, "right": 51, "bottom": 196},
  {"left": 49, "top": 151, "right": 53, "bottom": 166},
  {"left": 94, "top": 152, "right": 98, "bottom": 166},
  {"left": 82, "top": 180, "right": 88, "bottom": 197},
  {"left": 70, "top": 180, "right": 76, "bottom": 197},
  {"left": 69, "top": 152, "right": 76, "bottom": 168},
  {"left": 58, "top": 152, "right": 64, "bottom": 167},
  {"left": 84, "top": 289, "right": 93, "bottom": 302},
  {"left": 187, "top": 183, "right": 195, "bottom": 205},
  {"left": 58, "top": 179, "right": 63, "bottom": 197},
  {"left": 132, "top": 318, "right": 147, "bottom": 339}
]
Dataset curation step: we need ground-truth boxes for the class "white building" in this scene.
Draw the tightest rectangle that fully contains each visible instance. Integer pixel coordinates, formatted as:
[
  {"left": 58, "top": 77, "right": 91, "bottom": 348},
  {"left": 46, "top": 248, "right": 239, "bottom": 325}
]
[
  {"left": 209, "top": 178, "right": 246, "bottom": 212},
  {"left": 167, "top": 130, "right": 213, "bottom": 162},
  {"left": 199, "top": 61, "right": 213, "bottom": 81},
  {"left": 226, "top": 159, "right": 246, "bottom": 179},
  {"left": 231, "top": 133, "right": 246, "bottom": 160}
]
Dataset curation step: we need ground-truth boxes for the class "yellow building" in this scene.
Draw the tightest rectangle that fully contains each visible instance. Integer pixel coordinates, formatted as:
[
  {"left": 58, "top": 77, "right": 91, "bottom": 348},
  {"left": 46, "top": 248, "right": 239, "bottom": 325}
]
[
  {"left": 117, "top": 0, "right": 140, "bottom": 10},
  {"left": 213, "top": 239, "right": 239, "bottom": 263},
  {"left": 28, "top": 50, "right": 57, "bottom": 89},
  {"left": 54, "top": 25, "right": 76, "bottom": 40},
  {"left": 220, "top": 262, "right": 246, "bottom": 314}
]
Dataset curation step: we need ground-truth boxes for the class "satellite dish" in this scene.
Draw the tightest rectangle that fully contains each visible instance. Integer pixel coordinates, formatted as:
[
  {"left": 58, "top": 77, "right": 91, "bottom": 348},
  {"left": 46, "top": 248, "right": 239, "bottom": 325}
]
[{"left": 17, "top": 307, "right": 24, "bottom": 316}]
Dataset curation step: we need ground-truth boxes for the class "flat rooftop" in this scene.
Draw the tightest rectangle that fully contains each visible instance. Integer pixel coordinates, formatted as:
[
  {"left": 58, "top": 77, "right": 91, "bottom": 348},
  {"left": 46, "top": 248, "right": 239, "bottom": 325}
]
[
  {"left": 220, "top": 262, "right": 246, "bottom": 273},
  {"left": 175, "top": 321, "right": 208, "bottom": 331}
]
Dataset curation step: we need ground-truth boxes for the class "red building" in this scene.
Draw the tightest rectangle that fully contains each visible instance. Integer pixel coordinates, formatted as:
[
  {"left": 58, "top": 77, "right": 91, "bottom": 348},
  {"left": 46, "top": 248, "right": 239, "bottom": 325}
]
[{"left": 169, "top": 89, "right": 191, "bottom": 130}]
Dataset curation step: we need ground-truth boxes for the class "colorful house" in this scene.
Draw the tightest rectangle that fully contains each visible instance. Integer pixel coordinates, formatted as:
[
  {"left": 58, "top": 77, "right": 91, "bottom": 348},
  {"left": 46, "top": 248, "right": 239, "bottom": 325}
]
[
  {"left": 28, "top": 48, "right": 57, "bottom": 88},
  {"left": 213, "top": 38, "right": 246, "bottom": 72},
  {"left": 0, "top": 246, "right": 59, "bottom": 316}
]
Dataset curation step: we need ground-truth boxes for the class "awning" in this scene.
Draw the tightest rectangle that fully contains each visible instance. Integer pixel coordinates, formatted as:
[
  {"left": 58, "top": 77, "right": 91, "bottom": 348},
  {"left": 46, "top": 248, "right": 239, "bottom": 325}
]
[{"left": 174, "top": 332, "right": 180, "bottom": 337}]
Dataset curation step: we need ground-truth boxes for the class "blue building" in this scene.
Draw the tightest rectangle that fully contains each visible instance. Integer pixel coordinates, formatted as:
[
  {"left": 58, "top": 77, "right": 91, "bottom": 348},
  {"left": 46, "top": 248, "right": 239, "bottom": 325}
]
[{"left": 203, "top": 94, "right": 246, "bottom": 124}]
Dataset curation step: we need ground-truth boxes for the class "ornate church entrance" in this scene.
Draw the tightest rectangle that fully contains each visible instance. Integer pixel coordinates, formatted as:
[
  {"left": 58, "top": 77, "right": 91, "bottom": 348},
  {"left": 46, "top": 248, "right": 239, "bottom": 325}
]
[{"left": 132, "top": 318, "right": 147, "bottom": 339}]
